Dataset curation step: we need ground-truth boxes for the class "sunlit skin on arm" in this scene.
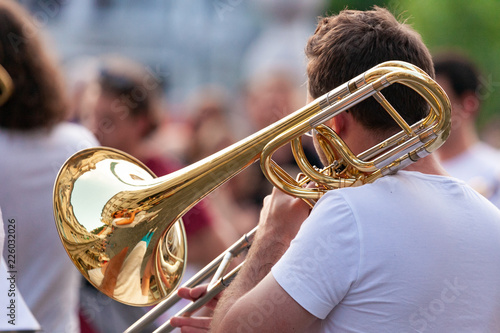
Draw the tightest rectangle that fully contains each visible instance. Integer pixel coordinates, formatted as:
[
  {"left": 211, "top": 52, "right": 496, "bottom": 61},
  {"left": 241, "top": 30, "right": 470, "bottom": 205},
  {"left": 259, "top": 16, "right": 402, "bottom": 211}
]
[
  {"left": 214, "top": 273, "right": 317, "bottom": 332},
  {"left": 209, "top": 188, "right": 317, "bottom": 332}
]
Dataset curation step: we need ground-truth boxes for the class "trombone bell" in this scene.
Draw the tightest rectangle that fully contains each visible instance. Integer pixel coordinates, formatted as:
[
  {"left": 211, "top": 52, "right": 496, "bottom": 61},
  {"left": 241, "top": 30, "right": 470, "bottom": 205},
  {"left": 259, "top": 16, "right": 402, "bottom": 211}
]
[{"left": 53, "top": 148, "right": 187, "bottom": 306}]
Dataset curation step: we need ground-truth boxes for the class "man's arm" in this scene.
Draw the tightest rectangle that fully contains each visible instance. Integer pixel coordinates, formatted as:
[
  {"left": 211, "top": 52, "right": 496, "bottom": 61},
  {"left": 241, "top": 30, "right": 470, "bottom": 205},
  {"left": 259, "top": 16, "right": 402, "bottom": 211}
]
[{"left": 210, "top": 188, "right": 317, "bottom": 332}]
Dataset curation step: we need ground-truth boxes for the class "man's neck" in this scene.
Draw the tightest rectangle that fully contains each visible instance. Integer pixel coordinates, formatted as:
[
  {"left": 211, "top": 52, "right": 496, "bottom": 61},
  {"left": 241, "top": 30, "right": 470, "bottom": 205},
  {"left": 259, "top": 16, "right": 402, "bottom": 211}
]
[{"left": 403, "top": 154, "right": 449, "bottom": 176}]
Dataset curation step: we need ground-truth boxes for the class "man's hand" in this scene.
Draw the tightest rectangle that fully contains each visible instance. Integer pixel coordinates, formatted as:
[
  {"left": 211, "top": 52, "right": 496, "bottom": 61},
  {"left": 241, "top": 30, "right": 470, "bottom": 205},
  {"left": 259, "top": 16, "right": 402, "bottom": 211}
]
[
  {"left": 169, "top": 316, "right": 211, "bottom": 333},
  {"left": 258, "top": 187, "right": 311, "bottom": 246},
  {"left": 169, "top": 284, "right": 221, "bottom": 332}
]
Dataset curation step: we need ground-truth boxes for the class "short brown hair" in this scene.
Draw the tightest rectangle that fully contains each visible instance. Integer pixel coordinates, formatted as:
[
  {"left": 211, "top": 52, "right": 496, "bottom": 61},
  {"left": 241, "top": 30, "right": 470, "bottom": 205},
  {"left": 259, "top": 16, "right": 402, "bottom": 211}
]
[
  {"left": 96, "top": 55, "right": 164, "bottom": 138},
  {"left": 0, "top": 0, "right": 68, "bottom": 130},
  {"left": 306, "top": 7, "right": 434, "bottom": 134},
  {"left": 434, "top": 51, "right": 480, "bottom": 98}
]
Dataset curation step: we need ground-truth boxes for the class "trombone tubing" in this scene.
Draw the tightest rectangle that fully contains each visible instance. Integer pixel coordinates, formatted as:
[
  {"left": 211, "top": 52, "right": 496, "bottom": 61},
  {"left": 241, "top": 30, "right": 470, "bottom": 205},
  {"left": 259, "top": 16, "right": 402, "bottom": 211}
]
[
  {"left": 155, "top": 263, "right": 243, "bottom": 333},
  {"left": 125, "top": 227, "right": 257, "bottom": 333}
]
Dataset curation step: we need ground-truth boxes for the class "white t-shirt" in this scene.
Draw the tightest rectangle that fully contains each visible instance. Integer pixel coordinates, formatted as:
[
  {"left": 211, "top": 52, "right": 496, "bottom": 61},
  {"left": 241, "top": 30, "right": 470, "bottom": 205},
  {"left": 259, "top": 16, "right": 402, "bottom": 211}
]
[
  {"left": 0, "top": 208, "right": 41, "bottom": 331},
  {"left": 441, "top": 142, "right": 500, "bottom": 208},
  {"left": 0, "top": 122, "right": 98, "bottom": 333},
  {"left": 272, "top": 171, "right": 500, "bottom": 332}
]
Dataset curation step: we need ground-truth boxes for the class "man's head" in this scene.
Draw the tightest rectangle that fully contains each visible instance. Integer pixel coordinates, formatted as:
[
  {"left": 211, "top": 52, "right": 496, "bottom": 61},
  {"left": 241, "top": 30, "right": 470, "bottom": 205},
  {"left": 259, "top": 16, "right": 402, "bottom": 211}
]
[
  {"left": 305, "top": 7, "right": 433, "bottom": 136},
  {"left": 433, "top": 51, "right": 481, "bottom": 158},
  {"left": 434, "top": 51, "right": 481, "bottom": 123},
  {"left": 83, "top": 56, "right": 164, "bottom": 152}
]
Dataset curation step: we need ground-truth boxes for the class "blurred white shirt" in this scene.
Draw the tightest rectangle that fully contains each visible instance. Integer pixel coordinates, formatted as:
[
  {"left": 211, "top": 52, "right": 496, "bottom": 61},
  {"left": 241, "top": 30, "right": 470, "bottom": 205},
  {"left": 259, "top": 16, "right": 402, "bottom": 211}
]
[
  {"left": 441, "top": 142, "right": 500, "bottom": 208},
  {"left": 0, "top": 122, "right": 98, "bottom": 333}
]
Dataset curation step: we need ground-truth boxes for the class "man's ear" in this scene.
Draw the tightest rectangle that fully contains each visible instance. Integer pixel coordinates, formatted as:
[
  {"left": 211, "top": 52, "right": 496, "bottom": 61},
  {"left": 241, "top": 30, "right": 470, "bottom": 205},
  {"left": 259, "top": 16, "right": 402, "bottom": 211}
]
[
  {"left": 461, "top": 92, "right": 480, "bottom": 118},
  {"left": 326, "top": 112, "right": 348, "bottom": 135}
]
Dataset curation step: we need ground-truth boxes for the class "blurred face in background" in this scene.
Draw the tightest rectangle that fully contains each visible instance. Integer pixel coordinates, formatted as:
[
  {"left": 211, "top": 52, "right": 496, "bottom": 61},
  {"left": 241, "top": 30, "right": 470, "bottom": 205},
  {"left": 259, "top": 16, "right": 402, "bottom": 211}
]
[
  {"left": 245, "top": 72, "right": 303, "bottom": 130},
  {"left": 435, "top": 74, "right": 479, "bottom": 142},
  {"left": 83, "top": 88, "right": 148, "bottom": 153},
  {"left": 435, "top": 75, "right": 463, "bottom": 127}
]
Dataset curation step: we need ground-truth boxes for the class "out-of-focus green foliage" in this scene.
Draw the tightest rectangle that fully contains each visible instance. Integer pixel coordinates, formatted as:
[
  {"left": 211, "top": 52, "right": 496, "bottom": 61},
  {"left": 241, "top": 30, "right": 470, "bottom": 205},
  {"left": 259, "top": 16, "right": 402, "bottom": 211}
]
[
  {"left": 325, "top": 0, "right": 390, "bottom": 13},
  {"left": 392, "top": 0, "right": 500, "bottom": 127},
  {"left": 324, "top": 0, "right": 500, "bottom": 128}
]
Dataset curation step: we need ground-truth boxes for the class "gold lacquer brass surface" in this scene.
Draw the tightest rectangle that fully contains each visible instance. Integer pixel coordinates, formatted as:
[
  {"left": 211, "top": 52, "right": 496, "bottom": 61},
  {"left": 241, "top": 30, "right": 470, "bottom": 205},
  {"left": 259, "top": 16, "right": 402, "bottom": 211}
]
[
  {"left": 53, "top": 148, "right": 186, "bottom": 306},
  {"left": 0, "top": 64, "right": 14, "bottom": 106}
]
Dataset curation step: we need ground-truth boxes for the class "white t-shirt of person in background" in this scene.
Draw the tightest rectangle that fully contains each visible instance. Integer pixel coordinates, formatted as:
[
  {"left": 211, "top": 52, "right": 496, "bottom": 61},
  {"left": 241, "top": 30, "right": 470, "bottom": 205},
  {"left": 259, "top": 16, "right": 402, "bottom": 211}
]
[
  {"left": 0, "top": 122, "right": 98, "bottom": 333},
  {"left": 441, "top": 142, "right": 500, "bottom": 208},
  {"left": 0, "top": 208, "right": 41, "bottom": 331}
]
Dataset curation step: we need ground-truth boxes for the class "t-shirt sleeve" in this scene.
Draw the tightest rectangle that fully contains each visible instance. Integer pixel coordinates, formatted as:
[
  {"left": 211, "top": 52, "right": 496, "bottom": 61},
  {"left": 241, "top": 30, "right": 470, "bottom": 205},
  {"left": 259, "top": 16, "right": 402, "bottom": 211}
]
[{"left": 271, "top": 191, "right": 360, "bottom": 319}]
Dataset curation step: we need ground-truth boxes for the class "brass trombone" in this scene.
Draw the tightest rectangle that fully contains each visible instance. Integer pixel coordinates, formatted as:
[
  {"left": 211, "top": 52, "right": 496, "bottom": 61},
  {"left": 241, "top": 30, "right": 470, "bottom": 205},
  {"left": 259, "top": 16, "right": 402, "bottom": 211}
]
[
  {"left": 53, "top": 61, "right": 451, "bottom": 332},
  {"left": 0, "top": 64, "right": 14, "bottom": 106}
]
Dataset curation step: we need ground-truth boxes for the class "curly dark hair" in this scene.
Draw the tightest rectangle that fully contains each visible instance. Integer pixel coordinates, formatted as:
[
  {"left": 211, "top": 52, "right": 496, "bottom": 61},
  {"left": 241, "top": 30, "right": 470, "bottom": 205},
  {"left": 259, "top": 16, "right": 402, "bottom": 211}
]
[
  {"left": 305, "top": 7, "right": 434, "bottom": 134},
  {"left": 0, "top": 0, "right": 68, "bottom": 130}
]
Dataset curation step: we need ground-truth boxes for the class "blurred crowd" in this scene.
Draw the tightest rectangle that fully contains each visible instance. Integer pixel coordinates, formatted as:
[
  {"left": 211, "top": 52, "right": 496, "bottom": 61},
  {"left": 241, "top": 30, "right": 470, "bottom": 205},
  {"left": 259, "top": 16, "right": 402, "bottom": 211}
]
[{"left": 1, "top": 1, "right": 500, "bottom": 333}]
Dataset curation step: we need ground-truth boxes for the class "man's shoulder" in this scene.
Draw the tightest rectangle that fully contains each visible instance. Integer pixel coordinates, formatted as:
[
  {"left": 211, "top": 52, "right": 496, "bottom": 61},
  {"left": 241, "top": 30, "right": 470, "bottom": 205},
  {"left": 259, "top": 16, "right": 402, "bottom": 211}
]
[
  {"left": 317, "top": 171, "right": 465, "bottom": 210},
  {"left": 330, "top": 171, "right": 452, "bottom": 193}
]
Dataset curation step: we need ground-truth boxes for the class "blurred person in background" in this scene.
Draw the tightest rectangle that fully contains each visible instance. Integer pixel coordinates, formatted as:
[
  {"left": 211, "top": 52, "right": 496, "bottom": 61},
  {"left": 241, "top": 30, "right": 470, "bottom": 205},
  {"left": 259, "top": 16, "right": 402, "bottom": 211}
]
[
  {"left": 239, "top": 0, "right": 325, "bottom": 209},
  {"left": 0, "top": 207, "right": 41, "bottom": 332},
  {"left": 184, "top": 85, "right": 259, "bottom": 236},
  {"left": 244, "top": 70, "right": 305, "bottom": 136},
  {"left": 79, "top": 55, "right": 238, "bottom": 332},
  {"left": 184, "top": 86, "right": 234, "bottom": 166},
  {"left": 434, "top": 51, "right": 500, "bottom": 207},
  {"left": 0, "top": 1, "right": 99, "bottom": 332},
  {"left": 241, "top": 69, "right": 322, "bottom": 206},
  {"left": 481, "top": 115, "right": 500, "bottom": 150}
]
